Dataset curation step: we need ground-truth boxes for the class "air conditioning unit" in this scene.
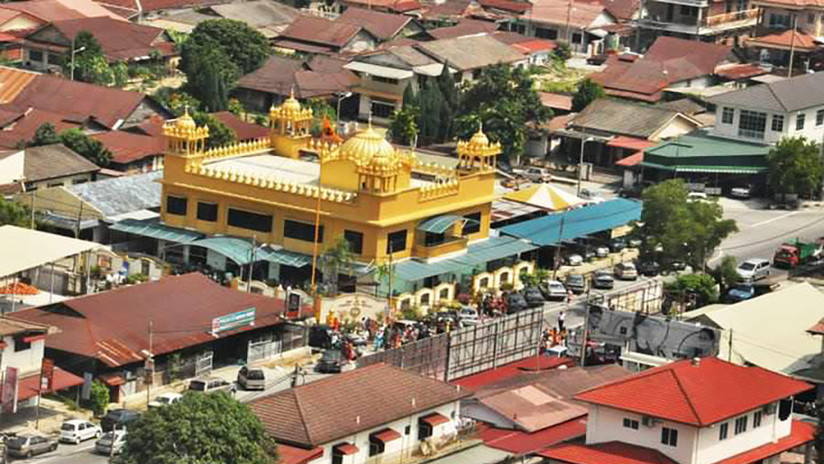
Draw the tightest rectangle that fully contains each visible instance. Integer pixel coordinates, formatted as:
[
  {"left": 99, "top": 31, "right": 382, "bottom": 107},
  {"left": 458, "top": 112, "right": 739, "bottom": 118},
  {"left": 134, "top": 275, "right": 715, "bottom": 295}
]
[
  {"left": 641, "top": 416, "right": 658, "bottom": 427},
  {"left": 762, "top": 404, "right": 776, "bottom": 415}
]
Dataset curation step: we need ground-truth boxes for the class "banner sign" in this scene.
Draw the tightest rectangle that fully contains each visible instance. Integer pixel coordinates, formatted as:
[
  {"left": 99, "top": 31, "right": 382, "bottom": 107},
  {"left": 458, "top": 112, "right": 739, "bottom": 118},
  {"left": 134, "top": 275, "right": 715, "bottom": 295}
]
[
  {"left": 211, "top": 307, "right": 256, "bottom": 334},
  {"left": 287, "top": 293, "right": 301, "bottom": 319},
  {"left": 40, "top": 358, "right": 55, "bottom": 393},
  {"left": 2, "top": 367, "right": 17, "bottom": 413}
]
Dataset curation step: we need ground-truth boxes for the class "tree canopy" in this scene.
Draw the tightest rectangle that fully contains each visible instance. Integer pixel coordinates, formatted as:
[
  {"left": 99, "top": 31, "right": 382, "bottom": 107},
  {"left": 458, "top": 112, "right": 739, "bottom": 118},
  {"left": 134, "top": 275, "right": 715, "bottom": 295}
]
[
  {"left": 0, "top": 198, "right": 29, "bottom": 228},
  {"left": 192, "top": 112, "right": 237, "bottom": 149},
  {"left": 26, "top": 124, "right": 112, "bottom": 166},
  {"left": 664, "top": 273, "right": 718, "bottom": 311},
  {"left": 455, "top": 64, "right": 551, "bottom": 163},
  {"left": 767, "top": 136, "right": 824, "bottom": 197},
  {"left": 572, "top": 78, "right": 605, "bottom": 112},
  {"left": 634, "top": 179, "right": 738, "bottom": 270},
  {"left": 119, "top": 392, "right": 276, "bottom": 464},
  {"left": 67, "top": 31, "right": 113, "bottom": 85}
]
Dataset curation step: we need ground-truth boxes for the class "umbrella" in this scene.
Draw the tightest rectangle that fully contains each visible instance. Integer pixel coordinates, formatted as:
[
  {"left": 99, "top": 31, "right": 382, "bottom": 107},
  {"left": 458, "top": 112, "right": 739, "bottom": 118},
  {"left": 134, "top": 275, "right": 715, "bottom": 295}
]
[{"left": 504, "top": 183, "right": 587, "bottom": 211}]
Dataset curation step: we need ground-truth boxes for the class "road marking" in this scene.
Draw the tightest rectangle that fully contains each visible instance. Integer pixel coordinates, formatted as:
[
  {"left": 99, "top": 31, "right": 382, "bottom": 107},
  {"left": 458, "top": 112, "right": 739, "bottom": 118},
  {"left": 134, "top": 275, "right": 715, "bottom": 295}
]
[{"left": 750, "top": 211, "right": 798, "bottom": 228}]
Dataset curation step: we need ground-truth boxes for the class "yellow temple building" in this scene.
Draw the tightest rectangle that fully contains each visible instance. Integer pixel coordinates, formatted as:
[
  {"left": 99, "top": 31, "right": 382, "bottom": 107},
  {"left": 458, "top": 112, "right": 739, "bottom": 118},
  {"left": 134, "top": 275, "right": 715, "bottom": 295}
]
[{"left": 157, "top": 96, "right": 537, "bottom": 305}]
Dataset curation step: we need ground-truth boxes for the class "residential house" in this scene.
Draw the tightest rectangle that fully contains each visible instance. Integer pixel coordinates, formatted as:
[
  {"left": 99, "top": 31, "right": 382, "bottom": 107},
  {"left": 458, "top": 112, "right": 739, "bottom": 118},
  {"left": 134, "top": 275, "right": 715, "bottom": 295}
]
[
  {"left": 426, "top": 18, "right": 499, "bottom": 40},
  {"left": 590, "top": 37, "right": 736, "bottom": 103},
  {"left": 708, "top": 70, "right": 824, "bottom": 144},
  {"left": 89, "top": 0, "right": 229, "bottom": 18},
  {"left": 337, "top": 8, "right": 425, "bottom": 42},
  {"left": 248, "top": 363, "right": 470, "bottom": 464},
  {"left": 539, "top": 357, "right": 815, "bottom": 464},
  {"left": 419, "top": 0, "right": 474, "bottom": 24},
  {"left": 0, "top": 144, "right": 99, "bottom": 195},
  {"left": 234, "top": 55, "right": 358, "bottom": 113},
  {"left": 637, "top": 0, "right": 759, "bottom": 45},
  {"left": 337, "top": 0, "right": 422, "bottom": 15},
  {"left": 93, "top": 129, "right": 166, "bottom": 173},
  {"left": 493, "top": 31, "right": 557, "bottom": 65},
  {"left": 21, "top": 17, "right": 177, "bottom": 73},
  {"left": 211, "top": 111, "right": 270, "bottom": 141},
  {"left": 202, "top": 1, "right": 299, "bottom": 40},
  {"left": 273, "top": 16, "right": 378, "bottom": 55},
  {"left": 0, "top": 316, "right": 83, "bottom": 414},
  {"left": 512, "top": 0, "right": 617, "bottom": 54},
  {"left": 415, "top": 34, "right": 528, "bottom": 81},
  {"left": 0, "top": 0, "right": 124, "bottom": 32},
  {"left": 747, "top": 0, "right": 824, "bottom": 67},
  {"left": 14, "top": 273, "right": 310, "bottom": 402}
]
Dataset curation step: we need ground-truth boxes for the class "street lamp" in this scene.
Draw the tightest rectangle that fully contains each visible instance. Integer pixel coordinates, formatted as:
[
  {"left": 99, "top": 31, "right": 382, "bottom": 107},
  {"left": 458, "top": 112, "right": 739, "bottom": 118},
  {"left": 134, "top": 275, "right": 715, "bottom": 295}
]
[
  {"left": 336, "top": 91, "right": 353, "bottom": 127},
  {"left": 70, "top": 44, "right": 86, "bottom": 81},
  {"left": 577, "top": 136, "right": 595, "bottom": 196}
]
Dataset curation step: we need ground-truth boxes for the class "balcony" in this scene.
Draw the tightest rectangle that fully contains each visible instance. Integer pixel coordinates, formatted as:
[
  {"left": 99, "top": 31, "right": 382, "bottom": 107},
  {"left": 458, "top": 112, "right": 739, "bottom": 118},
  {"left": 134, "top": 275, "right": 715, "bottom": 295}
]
[
  {"left": 705, "top": 8, "right": 760, "bottom": 29},
  {"left": 640, "top": 8, "right": 759, "bottom": 34},
  {"left": 413, "top": 236, "right": 468, "bottom": 259}
]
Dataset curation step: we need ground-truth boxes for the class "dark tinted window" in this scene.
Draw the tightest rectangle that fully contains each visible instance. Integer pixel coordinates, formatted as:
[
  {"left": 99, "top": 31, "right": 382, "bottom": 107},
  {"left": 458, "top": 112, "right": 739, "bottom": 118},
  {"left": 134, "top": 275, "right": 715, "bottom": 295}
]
[
  {"left": 228, "top": 208, "right": 272, "bottom": 233},
  {"left": 166, "top": 196, "right": 187, "bottom": 216},
  {"left": 386, "top": 229, "right": 407, "bottom": 253},
  {"left": 246, "top": 369, "right": 265, "bottom": 380},
  {"left": 197, "top": 202, "right": 218, "bottom": 222},
  {"left": 284, "top": 219, "right": 323, "bottom": 242},
  {"left": 463, "top": 212, "right": 481, "bottom": 235},
  {"left": 344, "top": 230, "right": 364, "bottom": 254}
]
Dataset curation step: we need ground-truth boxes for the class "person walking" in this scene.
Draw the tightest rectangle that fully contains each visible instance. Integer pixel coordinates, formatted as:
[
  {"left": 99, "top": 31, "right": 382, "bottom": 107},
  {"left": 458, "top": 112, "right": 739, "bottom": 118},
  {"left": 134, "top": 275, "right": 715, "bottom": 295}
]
[{"left": 558, "top": 310, "right": 565, "bottom": 332}]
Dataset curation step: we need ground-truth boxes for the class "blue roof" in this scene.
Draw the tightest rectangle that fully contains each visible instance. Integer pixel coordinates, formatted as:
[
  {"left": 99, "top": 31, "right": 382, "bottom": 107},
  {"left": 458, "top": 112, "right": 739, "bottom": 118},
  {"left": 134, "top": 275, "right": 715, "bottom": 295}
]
[{"left": 499, "top": 198, "right": 642, "bottom": 246}]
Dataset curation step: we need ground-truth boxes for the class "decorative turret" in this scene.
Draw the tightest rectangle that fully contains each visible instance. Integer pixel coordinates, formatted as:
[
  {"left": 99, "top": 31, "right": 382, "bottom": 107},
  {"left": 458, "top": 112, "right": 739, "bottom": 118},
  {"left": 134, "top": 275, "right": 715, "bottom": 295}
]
[
  {"left": 164, "top": 108, "right": 209, "bottom": 156},
  {"left": 269, "top": 89, "right": 313, "bottom": 158},
  {"left": 457, "top": 123, "right": 501, "bottom": 174}
]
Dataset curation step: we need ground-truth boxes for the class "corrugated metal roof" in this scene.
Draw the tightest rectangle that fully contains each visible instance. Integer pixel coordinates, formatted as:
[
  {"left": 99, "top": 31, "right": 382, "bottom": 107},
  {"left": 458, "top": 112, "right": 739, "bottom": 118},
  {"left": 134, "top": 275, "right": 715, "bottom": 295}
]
[
  {"left": 499, "top": 198, "right": 642, "bottom": 247},
  {"left": 0, "top": 67, "right": 37, "bottom": 104},
  {"left": 344, "top": 61, "right": 414, "bottom": 79},
  {"left": 191, "top": 237, "right": 313, "bottom": 267},
  {"left": 69, "top": 171, "right": 161, "bottom": 217},
  {"left": 109, "top": 218, "right": 203, "bottom": 244},
  {"left": 709, "top": 69, "right": 824, "bottom": 112},
  {"left": 417, "top": 215, "right": 468, "bottom": 234},
  {"left": 0, "top": 225, "right": 102, "bottom": 278}
]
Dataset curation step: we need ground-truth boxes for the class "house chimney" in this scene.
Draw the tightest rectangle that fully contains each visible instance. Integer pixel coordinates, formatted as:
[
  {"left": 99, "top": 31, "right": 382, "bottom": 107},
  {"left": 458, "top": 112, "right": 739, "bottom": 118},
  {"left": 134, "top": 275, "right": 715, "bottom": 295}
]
[{"left": 691, "top": 357, "right": 701, "bottom": 367}]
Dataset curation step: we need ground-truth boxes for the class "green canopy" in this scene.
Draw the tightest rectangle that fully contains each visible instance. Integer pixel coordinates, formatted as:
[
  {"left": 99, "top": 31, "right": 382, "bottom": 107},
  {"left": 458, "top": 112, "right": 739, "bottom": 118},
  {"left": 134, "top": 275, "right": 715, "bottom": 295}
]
[
  {"left": 191, "top": 236, "right": 312, "bottom": 268},
  {"left": 110, "top": 219, "right": 203, "bottom": 244}
]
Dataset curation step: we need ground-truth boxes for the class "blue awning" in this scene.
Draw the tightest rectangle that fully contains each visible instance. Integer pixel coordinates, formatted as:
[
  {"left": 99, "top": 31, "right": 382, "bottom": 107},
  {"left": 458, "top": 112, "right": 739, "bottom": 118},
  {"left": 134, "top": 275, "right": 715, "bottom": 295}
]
[
  {"left": 109, "top": 219, "right": 203, "bottom": 244},
  {"left": 417, "top": 215, "right": 472, "bottom": 234},
  {"left": 392, "top": 236, "right": 537, "bottom": 283},
  {"left": 499, "top": 198, "right": 642, "bottom": 247}
]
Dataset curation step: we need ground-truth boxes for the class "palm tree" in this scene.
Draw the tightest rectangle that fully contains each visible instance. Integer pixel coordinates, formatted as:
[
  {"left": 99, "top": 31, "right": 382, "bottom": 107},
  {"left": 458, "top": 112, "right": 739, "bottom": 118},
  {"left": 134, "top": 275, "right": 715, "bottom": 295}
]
[{"left": 324, "top": 237, "right": 354, "bottom": 296}]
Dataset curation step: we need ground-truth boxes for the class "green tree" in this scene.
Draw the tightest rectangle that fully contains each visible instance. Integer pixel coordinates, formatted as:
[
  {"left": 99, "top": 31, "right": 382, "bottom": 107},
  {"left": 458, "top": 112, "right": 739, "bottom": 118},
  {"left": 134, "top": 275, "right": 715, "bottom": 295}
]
[
  {"left": 436, "top": 62, "right": 458, "bottom": 141},
  {"left": 572, "top": 78, "right": 605, "bottom": 112},
  {"left": 153, "top": 88, "right": 201, "bottom": 116},
  {"left": 86, "top": 380, "right": 109, "bottom": 417},
  {"left": 554, "top": 41, "right": 572, "bottom": 61},
  {"left": 30, "top": 123, "right": 59, "bottom": 146},
  {"left": 767, "top": 136, "right": 824, "bottom": 197},
  {"left": 119, "top": 392, "right": 276, "bottom": 464},
  {"left": 0, "top": 198, "right": 30, "bottom": 227},
  {"left": 228, "top": 98, "right": 243, "bottom": 116},
  {"left": 68, "top": 31, "right": 113, "bottom": 85},
  {"left": 389, "top": 106, "right": 419, "bottom": 146},
  {"left": 455, "top": 64, "right": 551, "bottom": 162},
  {"left": 665, "top": 273, "right": 718, "bottom": 309},
  {"left": 634, "top": 179, "right": 738, "bottom": 270},
  {"left": 112, "top": 61, "right": 129, "bottom": 88},
  {"left": 418, "top": 81, "right": 443, "bottom": 145},
  {"left": 324, "top": 236, "right": 354, "bottom": 296},
  {"left": 402, "top": 83, "right": 418, "bottom": 107},
  {"left": 58, "top": 128, "right": 112, "bottom": 166},
  {"left": 192, "top": 112, "right": 237, "bottom": 148},
  {"left": 710, "top": 255, "right": 740, "bottom": 294}
]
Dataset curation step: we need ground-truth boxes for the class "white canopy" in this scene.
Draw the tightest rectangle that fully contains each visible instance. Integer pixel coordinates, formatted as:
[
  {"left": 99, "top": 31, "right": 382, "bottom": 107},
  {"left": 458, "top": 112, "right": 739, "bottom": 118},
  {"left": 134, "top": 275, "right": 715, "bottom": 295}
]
[{"left": 0, "top": 225, "right": 103, "bottom": 278}]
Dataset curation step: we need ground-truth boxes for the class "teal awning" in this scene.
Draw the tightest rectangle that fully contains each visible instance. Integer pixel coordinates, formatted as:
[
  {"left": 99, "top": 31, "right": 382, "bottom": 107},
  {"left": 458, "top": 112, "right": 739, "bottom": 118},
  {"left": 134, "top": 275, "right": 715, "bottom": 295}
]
[
  {"left": 191, "top": 236, "right": 312, "bottom": 268},
  {"left": 641, "top": 162, "right": 767, "bottom": 174},
  {"left": 392, "top": 236, "right": 537, "bottom": 283},
  {"left": 109, "top": 219, "right": 203, "bottom": 244},
  {"left": 417, "top": 215, "right": 469, "bottom": 234}
]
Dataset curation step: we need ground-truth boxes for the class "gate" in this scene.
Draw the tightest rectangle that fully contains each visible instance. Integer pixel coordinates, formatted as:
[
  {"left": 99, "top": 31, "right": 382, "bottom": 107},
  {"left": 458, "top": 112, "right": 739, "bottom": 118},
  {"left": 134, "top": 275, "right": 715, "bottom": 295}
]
[
  {"left": 195, "top": 351, "right": 213, "bottom": 377},
  {"left": 247, "top": 335, "right": 282, "bottom": 364}
]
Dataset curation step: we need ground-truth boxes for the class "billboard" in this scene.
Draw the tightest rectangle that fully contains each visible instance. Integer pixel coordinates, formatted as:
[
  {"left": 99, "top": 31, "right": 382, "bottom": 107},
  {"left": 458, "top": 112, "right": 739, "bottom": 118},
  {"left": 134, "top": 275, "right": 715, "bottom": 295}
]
[{"left": 211, "top": 307, "right": 256, "bottom": 334}]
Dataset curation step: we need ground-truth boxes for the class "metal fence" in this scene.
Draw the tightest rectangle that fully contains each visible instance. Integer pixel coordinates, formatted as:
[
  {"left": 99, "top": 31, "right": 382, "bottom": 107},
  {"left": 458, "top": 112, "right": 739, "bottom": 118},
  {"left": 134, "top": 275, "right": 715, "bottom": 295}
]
[
  {"left": 593, "top": 279, "right": 664, "bottom": 314},
  {"left": 357, "top": 307, "right": 544, "bottom": 382}
]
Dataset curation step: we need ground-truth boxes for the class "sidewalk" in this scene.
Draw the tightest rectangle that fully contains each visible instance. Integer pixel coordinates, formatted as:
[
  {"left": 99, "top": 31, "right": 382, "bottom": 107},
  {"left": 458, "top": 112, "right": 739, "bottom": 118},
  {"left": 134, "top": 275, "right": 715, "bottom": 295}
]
[{"left": 0, "top": 398, "right": 92, "bottom": 436}]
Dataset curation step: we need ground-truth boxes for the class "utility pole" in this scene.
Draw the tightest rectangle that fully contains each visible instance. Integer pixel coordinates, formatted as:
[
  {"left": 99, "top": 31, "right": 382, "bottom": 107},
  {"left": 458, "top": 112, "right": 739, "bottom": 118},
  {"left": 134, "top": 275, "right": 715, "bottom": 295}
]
[
  {"left": 387, "top": 250, "right": 394, "bottom": 321},
  {"left": 788, "top": 14, "right": 798, "bottom": 78},
  {"left": 247, "top": 234, "right": 256, "bottom": 293},
  {"left": 552, "top": 212, "right": 568, "bottom": 281},
  {"left": 579, "top": 293, "right": 590, "bottom": 367},
  {"left": 146, "top": 321, "right": 153, "bottom": 405},
  {"left": 74, "top": 202, "right": 84, "bottom": 239},
  {"left": 727, "top": 328, "right": 733, "bottom": 362},
  {"left": 29, "top": 190, "right": 36, "bottom": 229}
]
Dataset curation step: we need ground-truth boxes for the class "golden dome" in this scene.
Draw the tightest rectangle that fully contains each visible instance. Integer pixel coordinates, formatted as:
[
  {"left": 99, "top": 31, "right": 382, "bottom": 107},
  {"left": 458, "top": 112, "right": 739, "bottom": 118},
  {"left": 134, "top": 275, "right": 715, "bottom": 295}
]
[
  {"left": 338, "top": 125, "right": 397, "bottom": 166},
  {"left": 469, "top": 126, "right": 489, "bottom": 148},
  {"left": 176, "top": 108, "right": 196, "bottom": 130}
]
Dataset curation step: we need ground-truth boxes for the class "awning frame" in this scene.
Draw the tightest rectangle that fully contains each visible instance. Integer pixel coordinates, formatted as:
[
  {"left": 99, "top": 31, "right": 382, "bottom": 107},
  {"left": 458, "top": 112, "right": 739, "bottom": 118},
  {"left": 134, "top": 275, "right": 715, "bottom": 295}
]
[{"left": 417, "top": 215, "right": 477, "bottom": 234}]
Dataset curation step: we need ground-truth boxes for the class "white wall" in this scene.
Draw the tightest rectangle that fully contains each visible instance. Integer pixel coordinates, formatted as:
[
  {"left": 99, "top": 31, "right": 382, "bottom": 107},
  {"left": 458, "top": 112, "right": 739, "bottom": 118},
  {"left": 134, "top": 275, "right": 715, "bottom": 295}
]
[
  {"left": 713, "top": 103, "right": 824, "bottom": 145},
  {"left": 0, "top": 336, "right": 45, "bottom": 378},
  {"left": 313, "top": 402, "right": 460, "bottom": 464},
  {"left": 28, "top": 173, "right": 95, "bottom": 191},
  {"left": 0, "top": 150, "right": 24, "bottom": 185},
  {"left": 695, "top": 402, "right": 792, "bottom": 464}
]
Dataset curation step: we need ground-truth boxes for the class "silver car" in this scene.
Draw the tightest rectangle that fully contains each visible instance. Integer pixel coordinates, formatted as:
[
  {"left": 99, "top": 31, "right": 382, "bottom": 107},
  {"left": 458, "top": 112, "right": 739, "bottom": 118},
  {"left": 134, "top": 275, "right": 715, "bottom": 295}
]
[
  {"left": 238, "top": 366, "right": 266, "bottom": 391},
  {"left": 737, "top": 258, "right": 770, "bottom": 281},
  {"left": 7, "top": 435, "right": 58, "bottom": 459},
  {"left": 95, "top": 430, "right": 127, "bottom": 456}
]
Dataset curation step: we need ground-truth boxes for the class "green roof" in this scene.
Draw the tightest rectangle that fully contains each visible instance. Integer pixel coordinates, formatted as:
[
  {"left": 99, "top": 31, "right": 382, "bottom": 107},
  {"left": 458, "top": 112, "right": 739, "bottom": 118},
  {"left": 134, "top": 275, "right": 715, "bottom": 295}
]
[
  {"left": 641, "top": 162, "right": 767, "bottom": 174},
  {"left": 110, "top": 219, "right": 204, "bottom": 244},
  {"left": 642, "top": 133, "right": 770, "bottom": 173},
  {"left": 193, "top": 236, "right": 312, "bottom": 268}
]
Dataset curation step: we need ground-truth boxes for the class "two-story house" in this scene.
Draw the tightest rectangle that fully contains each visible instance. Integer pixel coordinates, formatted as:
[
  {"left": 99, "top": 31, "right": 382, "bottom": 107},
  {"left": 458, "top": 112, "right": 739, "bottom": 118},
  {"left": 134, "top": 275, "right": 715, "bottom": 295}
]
[
  {"left": 539, "top": 357, "right": 815, "bottom": 464},
  {"left": 638, "top": 0, "right": 759, "bottom": 46},
  {"left": 248, "top": 363, "right": 471, "bottom": 464},
  {"left": 708, "top": 71, "right": 824, "bottom": 144},
  {"left": 748, "top": 0, "right": 824, "bottom": 67}
]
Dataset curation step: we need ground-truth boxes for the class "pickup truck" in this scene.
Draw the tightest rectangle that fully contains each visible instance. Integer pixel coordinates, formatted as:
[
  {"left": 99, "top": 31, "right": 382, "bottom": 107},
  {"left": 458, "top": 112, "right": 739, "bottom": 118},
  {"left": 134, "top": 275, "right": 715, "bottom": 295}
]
[{"left": 773, "top": 239, "right": 823, "bottom": 268}]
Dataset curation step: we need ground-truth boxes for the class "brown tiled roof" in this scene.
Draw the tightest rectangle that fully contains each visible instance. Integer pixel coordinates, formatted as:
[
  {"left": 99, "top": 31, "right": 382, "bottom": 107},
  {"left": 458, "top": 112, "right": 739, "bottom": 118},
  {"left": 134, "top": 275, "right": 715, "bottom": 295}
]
[
  {"left": 526, "top": 0, "right": 606, "bottom": 28},
  {"left": 250, "top": 363, "right": 470, "bottom": 447},
  {"left": 237, "top": 55, "right": 356, "bottom": 99},
  {"left": 0, "top": 316, "right": 51, "bottom": 337},
  {"left": 92, "top": 0, "right": 224, "bottom": 13},
  {"left": 421, "top": 0, "right": 471, "bottom": 18},
  {"left": 0, "top": 107, "right": 81, "bottom": 149},
  {"left": 14, "top": 273, "right": 301, "bottom": 367},
  {"left": 27, "top": 16, "right": 174, "bottom": 62},
  {"left": 5, "top": 74, "right": 147, "bottom": 129},
  {"left": 477, "top": 0, "right": 531, "bottom": 13},
  {"left": 211, "top": 111, "right": 269, "bottom": 141},
  {"left": 537, "top": 91, "right": 573, "bottom": 111},
  {"left": 337, "top": 8, "right": 414, "bottom": 40},
  {"left": 601, "top": 0, "right": 640, "bottom": 20},
  {"left": 92, "top": 129, "right": 165, "bottom": 164},
  {"left": 747, "top": 29, "right": 819, "bottom": 52},
  {"left": 427, "top": 18, "right": 497, "bottom": 39},
  {"left": 279, "top": 16, "right": 364, "bottom": 48},
  {"left": 24, "top": 143, "right": 100, "bottom": 180},
  {"left": 340, "top": 0, "right": 421, "bottom": 12},
  {"left": 0, "top": 0, "right": 125, "bottom": 23}
]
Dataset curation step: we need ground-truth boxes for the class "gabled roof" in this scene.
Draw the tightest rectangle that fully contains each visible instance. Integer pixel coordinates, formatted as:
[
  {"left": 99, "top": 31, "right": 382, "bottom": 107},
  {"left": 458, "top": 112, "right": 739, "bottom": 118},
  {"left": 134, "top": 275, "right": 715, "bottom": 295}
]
[
  {"left": 570, "top": 99, "right": 696, "bottom": 139},
  {"left": 339, "top": 0, "right": 422, "bottom": 12},
  {"left": 92, "top": 129, "right": 165, "bottom": 165},
  {"left": 416, "top": 34, "right": 524, "bottom": 70},
  {"left": 67, "top": 170, "right": 160, "bottom": 217},
  {"left": 525, "top": 0, "right": 609, "bottom": 28},
  {"left": 538, "top": 442, "right": 678, "bottom": 464},
  {"left": 337, "top": 8, "right": 416, "bottom": 41},
  {"left": 427, "top": 18, "right": 497, "bottom": 39},
  {"left": 211, "top": 111, "right": 269, "bottom": 141},
  {"left": 709, "top": 68, "right": 824, "bottom": 113},
  {"left": 278, "top": 16, "right": 364, "bottom": 48},
  {"left": 92, "top": 0, "right": 224, "bottom": 14},
  {"left": 208, "top": 1, "right": 298, "bottom": 29},
  {"left": 237, "top": 55, "right": 357, "bottom": 99},
  {"left": 575, "top": 357, "right": 811, "bottom": 426},
  {"left": 0, "top": 107, "right": 81, "bottom": 149},
  {"left": 249, "top": 363, "right": 470, "bottom": 447},
  {"left": 14, "top": 273, "right": 294, "bottom": 367},
  {"left": 602, "top": 0, "right": 640, "bottom": 20},
  {"left": 0, "top": 0, "right": 125, "bottom": 23},
  {"left": 24, "top": 143, "right": 99, "bottom": 181}
]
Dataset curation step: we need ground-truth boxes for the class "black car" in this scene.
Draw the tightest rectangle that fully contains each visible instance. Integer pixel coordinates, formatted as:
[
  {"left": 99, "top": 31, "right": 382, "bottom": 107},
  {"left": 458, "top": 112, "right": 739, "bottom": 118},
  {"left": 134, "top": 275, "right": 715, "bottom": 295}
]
[
  {"left": 316, "top": 350, "right": 345, "bottom": 374},
  {"left": 308, "top": 325, "right": 335, "bottom": 349},
  {"left": 523, "top": 287, "right": 545, "bottom": 308},
  {"left": 592, "top": 270, "right": 615, "bottom": 289},
  {"left": 565, "top": 274, "right": 586, "bottom": 294},
  {"left": 608, "top": 238, "right": 627, "bottom": 253},
  {"left": 505, "top": 292, "right": 529, "bottom": 313},
  {"left": 637, "top": 260, "right": 660, "bottom": 276},
  {"left": 101, "top": 409, "right": 140, "bottom": 432}
]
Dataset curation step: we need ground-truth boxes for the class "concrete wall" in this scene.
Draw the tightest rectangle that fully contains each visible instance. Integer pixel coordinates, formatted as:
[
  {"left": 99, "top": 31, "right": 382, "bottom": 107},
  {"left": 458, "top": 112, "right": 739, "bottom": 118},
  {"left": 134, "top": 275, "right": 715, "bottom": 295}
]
[
  {"left": 0, "top": 336, "right": 45, "bottom": 378},
  {"left": 713, "top": 103, "right": 824, "bottom": 144},
  {"left": 0, "top": 150, "right": 24, "bottom": 185}
]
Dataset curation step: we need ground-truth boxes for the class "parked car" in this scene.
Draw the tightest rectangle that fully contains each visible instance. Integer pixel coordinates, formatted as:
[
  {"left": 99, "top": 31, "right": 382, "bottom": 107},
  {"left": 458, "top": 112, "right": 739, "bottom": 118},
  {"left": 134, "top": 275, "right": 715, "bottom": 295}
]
[
  {"left": 7, "top": 435, "right": 58, "bottom": 458},
  {"left": 687, "top": 192, "right": 709, "bottom": 202},
  {"left": 593, "top": 270, "right": 615, "bottom": 289},
  {"left": 95, "top": 430, "right": 126, "bottom": 456},
  {"left": 505, "top": 292, "right": 529, "bottom": 313},
  {"left": 579, "top": 188, "right": 605, "bottom": 203},
  {"left": 458, "top": 307, "right": 480, "bottom": 326},
  {"left": 608, "top": 238, "right": 626, "bottom": 253},
  {"left": 148, "top": 393, "right": 183, "bottom": 409},
  {"left": 540, "top": 280, "right": 567, "bottom": 300},
  {"left": 730, "top": 185, "right": 752, "bottom": 199},
  {"left": 595, "top": 246, "right": 609, "bottom": 258},
  {"left": 565, "top": 254, "right": 583, "bottom": 266},
  {"left": 523, "top": 167, "right": 552, "bottom": 183},
  {"left": 523, "top": 286, "right": 545, "bottom": 307},
  {"left": 614, "top": 262, "right": 639, "bottom": 280},
  {"left": 737, "top": 258, "right": 771, "bottom": 281},
  {"left": 637, "top": 260, "right": 660, "bottom": 277},
  {"left": 238, "top": 366, "right": 266, "bottom": 391},
  {"left": 308, "top": 325, "right": 334, "bottom": 349},
  {"left": 60, "top": 420, "right": 101, "bottom": 444},
  {"left": 565, "top": 274, "right": 586, "bottom": 294},
  {"left": 188, "top": 377, "right": 233, "bottom": 395},
  {"left": 316, "top": 349, "right": 345, "bottom": 373},
  {"left": 726, "top": 280, "right": 780, "bottom": 303},
  {"left": 101, "top": 409, "right": 140, "bottom": 432}
]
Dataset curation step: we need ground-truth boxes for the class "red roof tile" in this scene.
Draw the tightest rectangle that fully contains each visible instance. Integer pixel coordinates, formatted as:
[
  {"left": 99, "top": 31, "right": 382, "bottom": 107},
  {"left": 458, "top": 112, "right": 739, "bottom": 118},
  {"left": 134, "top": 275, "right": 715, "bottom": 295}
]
[
  {"left": 18, "top": 367, "right": 83, "bottom": 401},
  {"left": 337, "top": 8, "right": 414, "bottom": 41},
  {"left": 92, "top": 129, "right": 165, "bottom": 164},
  {"left": 279, "top": 16, "right": 364, "bottom": 48},
  {"left": 528, "top": 0, "right": 605, "bottom": 28},
  {"left": 479, "top": 418, "right": 587, "bottom": 454},
  {"left": 615, "top": 150, "right": 643, "bottom": 166},
  {"left": 538, "top": 442, "right": 679, "bottom": 464},
  {"left": 747, "top": 29, "right": 820, "bottom": 52},
  {"left": 538, "top": 91, "right": 573, "bottom": 111},
  {"left": 575, "top": 357, "right": 812, "bottom": 426},
  {"left": 0, "top": 107, "right": 80, "bottom": 149},
  {"left": 451, "top": 356, "right": 574, "bottom": 390},
  {"left": 340, "top": 0, "right": 421, "bottom": 12},
  {"left": 601, "top": 0, "right": 640, "bottom": 20},
  {"left": 714, "top": 63, "right": 768, "bottom": 80},
  {"left": 14, "top": 273, "right": 304, "bottom": 367},
  {"left": 249, "top": 363, "right": 470, "bottom": 447},
  {"left": 607, "top": 136, "right": 656, "bottom": 150},
  {"left": 237, "top": 55, "right": 356, "bottom": 99},
  {"left": 211, "top": 111, "right": 269, "bottom": 141},
  {"left": 478, "top": 0, "right": 531, "bottom": 12},
  {"left": 428, "top": 18, "right": 497, "bottom": 39},
  {"left": 718, "top": 420, "right": 814, "bottom": 464},
  {"left": 0, "top": 0, "right": 125, "bottom": 23},
  {"left": 275, "top": 444, "right": 324, "bottom": 464}
]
